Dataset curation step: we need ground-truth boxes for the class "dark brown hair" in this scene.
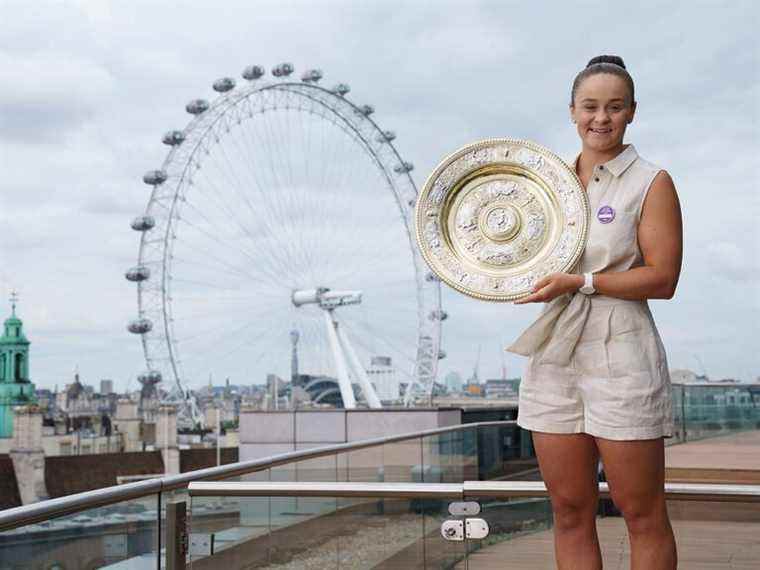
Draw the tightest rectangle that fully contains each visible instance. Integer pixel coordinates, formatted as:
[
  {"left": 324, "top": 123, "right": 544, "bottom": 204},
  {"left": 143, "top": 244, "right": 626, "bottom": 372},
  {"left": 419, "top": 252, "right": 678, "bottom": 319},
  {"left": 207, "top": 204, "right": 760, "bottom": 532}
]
[{"left": 570, "top": 55, "right": 635, "bottom": 107}]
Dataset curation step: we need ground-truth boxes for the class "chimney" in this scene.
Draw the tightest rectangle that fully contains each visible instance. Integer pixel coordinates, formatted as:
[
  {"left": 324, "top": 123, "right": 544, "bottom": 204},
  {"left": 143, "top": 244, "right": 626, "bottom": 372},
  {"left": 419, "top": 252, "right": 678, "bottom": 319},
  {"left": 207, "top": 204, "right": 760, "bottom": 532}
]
[
  {"left": 156, "top": 405, "right": 179, "bottom": 475},
  {"left": 10, "top": 405, "right": 48, "bottom": 504}
]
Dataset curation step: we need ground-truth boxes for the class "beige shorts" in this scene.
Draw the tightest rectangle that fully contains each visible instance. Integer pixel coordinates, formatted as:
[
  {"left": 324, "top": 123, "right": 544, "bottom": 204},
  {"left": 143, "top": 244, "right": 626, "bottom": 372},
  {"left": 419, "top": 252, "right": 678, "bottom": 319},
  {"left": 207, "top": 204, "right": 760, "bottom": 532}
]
[{"left": 517, "top": 297, "right": 674, "bottom": 441}]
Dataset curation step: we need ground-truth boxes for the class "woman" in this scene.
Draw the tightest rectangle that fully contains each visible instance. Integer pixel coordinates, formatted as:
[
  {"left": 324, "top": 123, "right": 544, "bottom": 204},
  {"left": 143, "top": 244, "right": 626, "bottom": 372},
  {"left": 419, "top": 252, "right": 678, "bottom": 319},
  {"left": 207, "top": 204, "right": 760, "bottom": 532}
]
[{"left": 508, "top": 55, "right": 682, "bottom": 569}]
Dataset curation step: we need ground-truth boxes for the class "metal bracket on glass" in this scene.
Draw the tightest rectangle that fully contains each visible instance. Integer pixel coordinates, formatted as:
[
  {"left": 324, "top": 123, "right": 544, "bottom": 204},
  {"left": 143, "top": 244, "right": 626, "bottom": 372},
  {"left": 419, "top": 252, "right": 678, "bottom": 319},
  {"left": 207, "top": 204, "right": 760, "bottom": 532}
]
[
  {"left": 441, "top": 519, "right": 465, "bottom": 542},
  {"left": 441, "top": 517, "right": 490, "bottom": 541},
  {"left": 189, "top": 533, "right": 215, "bottom": 556},
  {"left": 448, "top": 501, "right": 481, "bottom": 516},
  {"left": 465, "top": 518, "right": 490, "bottom": 540}
]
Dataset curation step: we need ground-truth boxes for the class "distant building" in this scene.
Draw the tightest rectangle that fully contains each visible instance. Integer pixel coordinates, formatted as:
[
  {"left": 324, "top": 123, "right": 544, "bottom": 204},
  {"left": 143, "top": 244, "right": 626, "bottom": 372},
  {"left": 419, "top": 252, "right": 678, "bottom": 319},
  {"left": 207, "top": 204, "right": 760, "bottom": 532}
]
[
  {"left": 444, "top": 371, "right": 463, "bottom": 393},
  {"left": 367, "top": 356, "right": 399, "bottom": 401},
  {"left": 671, "top": 369, "right": 709, "bottom": 384},
  {"left": 100, "top": 379, "right": 114, "bottom": 395},
  {"left": 484, "top": 378, "right": 520, "bottom": 399}
]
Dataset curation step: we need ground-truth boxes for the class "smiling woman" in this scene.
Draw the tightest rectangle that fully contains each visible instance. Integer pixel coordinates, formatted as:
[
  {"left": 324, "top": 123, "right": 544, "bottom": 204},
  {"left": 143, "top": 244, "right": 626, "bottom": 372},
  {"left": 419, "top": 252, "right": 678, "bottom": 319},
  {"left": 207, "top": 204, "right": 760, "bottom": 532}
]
[{"left": 508, "top": 54, "right": 683, "bottom": 570}]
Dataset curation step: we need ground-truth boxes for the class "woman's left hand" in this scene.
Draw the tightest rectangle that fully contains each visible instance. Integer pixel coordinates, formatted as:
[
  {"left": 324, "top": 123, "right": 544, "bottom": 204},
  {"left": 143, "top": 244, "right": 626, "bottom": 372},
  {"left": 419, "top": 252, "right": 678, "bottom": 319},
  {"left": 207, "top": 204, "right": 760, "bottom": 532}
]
[{"left": 513, "top": 272, "right": 584, "bottom": 305}]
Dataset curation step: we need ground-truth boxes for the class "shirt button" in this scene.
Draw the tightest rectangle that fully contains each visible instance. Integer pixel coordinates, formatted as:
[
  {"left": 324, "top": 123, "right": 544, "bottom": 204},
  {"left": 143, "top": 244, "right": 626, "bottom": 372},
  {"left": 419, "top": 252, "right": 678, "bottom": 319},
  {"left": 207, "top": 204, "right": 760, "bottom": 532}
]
[{"left": 594, "top": 177, "right": 600, "bottom": 182}]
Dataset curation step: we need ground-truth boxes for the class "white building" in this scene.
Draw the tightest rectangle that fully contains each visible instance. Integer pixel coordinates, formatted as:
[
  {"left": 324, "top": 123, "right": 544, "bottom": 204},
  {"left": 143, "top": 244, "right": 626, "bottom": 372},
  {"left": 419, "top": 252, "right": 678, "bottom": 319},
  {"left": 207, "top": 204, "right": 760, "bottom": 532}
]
[{"left": 366, "top": 356, "right": 399, "bottom": 402}]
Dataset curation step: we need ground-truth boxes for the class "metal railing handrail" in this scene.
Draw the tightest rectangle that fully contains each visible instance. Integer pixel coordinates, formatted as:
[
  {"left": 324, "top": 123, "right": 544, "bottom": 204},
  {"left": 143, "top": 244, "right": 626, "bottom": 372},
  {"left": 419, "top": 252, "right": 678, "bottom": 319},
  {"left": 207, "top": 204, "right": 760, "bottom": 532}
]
[
  {"left": 0, "top": 420, "right": 514, "bottom": 532},
  {"left": 188, "top": 480, "right": 760, "bottom": 503}
]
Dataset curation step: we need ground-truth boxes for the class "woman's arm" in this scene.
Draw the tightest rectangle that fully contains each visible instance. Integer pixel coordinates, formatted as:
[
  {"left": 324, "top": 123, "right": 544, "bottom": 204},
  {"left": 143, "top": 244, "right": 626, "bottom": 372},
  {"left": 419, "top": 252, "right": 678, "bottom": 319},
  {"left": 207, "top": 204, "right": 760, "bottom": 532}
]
[{"left": 515, "top": 171, "right": 683, "bottom": 304}]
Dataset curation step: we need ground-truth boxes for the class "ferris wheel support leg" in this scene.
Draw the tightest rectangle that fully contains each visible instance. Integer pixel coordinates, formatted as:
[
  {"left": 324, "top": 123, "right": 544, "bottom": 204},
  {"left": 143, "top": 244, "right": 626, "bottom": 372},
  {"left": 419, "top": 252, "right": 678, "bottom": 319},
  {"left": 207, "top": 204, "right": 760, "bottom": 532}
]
[
  {"left": 324, "top": 310, "right": 357, "bottom": 409},
  {"left": 335, "top": 324, "right": 382, "bottom": 409}
]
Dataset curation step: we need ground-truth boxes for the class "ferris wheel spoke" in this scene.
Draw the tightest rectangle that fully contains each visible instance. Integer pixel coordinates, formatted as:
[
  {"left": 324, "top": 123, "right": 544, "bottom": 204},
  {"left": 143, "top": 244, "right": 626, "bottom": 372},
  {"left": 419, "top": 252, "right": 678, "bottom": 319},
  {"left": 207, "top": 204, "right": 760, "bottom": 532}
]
[
  {"left": 244, "top": 116, "right": 320, "bottom": 282},
  {"left": 263, "top": 109, "right": 324, "bottom": 283},
  {"left": 340, "top": 322, "right": 417, "bottom": 379},
  {"left": 171, "top": 233, "right": 279, "bottom": 288},
  {"left": 186, "top": 172, "right": 295, "bottom": 287},
  {"left": 176, "top": 208, "right": 284, "bottom": 284},
  {"left": 224, "top": 126, "right": 317, "bottom": 285}
]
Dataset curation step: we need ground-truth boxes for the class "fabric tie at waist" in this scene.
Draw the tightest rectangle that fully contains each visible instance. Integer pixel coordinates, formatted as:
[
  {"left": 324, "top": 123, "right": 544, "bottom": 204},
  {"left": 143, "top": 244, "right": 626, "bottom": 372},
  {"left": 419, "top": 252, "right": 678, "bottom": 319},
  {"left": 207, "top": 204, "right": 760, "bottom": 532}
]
[{"left": 506, "top": 293, "right": 591, "bottom": 366}]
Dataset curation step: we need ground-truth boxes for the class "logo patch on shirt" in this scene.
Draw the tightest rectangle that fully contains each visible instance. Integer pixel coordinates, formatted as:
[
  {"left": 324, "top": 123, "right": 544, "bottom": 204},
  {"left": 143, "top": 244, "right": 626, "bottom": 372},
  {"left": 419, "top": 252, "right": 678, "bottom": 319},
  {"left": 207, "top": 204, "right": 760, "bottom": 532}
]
[{"left": 597, "top": 205, "right": 615, "bottom": 224}]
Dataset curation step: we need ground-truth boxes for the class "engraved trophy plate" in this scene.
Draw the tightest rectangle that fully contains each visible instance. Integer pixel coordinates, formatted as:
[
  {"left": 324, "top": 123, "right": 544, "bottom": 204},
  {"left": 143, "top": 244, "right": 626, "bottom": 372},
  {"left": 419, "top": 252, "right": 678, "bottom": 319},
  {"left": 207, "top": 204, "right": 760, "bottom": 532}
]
[{"left": 415, "top": 139, "right": 589, "bottom": 301}]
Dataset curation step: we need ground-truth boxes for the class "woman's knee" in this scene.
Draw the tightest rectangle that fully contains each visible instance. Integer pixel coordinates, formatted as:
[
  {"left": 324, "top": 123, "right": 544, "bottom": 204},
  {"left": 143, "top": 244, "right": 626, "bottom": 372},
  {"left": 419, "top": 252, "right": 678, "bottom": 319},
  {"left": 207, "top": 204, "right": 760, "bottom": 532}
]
[
  {"left": 550, "top": 491, "right": 599, "bottom": 531},
  {"left": 613, "top": 494, "right": 669, "bottom": 535}
]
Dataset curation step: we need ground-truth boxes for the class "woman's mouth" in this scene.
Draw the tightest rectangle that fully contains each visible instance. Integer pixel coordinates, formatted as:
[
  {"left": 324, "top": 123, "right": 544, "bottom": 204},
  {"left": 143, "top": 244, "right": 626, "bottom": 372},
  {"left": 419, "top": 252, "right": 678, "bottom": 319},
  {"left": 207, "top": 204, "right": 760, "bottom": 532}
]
[{"left": 589, "top": 128, "right": 612, "bottom": 134}]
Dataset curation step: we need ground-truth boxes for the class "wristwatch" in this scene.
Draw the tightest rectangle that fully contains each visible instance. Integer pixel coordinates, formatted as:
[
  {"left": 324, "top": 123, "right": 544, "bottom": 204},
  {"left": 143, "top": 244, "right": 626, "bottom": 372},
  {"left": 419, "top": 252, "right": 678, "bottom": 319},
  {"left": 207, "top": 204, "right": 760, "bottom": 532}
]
[{"left": 579, "top": 272, "right": 596, "bottom": 295}]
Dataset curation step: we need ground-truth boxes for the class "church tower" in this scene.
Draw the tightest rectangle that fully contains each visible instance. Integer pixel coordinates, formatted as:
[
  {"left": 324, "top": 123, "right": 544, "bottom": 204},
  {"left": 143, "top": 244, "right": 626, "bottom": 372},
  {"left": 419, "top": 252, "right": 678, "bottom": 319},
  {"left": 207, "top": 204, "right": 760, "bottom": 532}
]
[{"left": 0, "top": 292, "right": 37, "bottom": 438}]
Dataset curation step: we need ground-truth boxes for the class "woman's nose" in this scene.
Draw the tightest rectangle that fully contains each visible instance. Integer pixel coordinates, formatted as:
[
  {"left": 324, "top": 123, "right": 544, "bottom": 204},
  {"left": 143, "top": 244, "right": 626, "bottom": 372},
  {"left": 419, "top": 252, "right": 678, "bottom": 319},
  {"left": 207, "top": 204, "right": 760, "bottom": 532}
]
[{"left": 595, "top": 110, "right": 611, "bottom": 123}]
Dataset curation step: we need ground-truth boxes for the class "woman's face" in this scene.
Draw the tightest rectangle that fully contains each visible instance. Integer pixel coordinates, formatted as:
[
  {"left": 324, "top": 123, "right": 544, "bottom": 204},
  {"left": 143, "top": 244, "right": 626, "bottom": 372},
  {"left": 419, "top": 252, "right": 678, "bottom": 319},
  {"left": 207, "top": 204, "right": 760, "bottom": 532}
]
[{"left": 570, "top": 73, "right": 636, "bottom": 153}]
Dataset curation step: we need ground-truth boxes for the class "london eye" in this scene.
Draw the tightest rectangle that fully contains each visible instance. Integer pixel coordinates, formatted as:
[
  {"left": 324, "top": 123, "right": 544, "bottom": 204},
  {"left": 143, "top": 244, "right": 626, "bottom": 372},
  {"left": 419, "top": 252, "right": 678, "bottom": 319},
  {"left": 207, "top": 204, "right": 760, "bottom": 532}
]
[{"left": 126, "top": 63, "right": 444, "bottom": 424}]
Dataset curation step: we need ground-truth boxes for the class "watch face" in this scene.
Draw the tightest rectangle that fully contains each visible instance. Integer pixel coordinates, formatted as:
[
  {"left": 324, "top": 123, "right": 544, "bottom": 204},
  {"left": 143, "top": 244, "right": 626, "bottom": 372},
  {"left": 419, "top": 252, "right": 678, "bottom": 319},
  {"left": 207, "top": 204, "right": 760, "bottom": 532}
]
[{"left": 415, "top": 138, "right": 589, "bottom": 302}]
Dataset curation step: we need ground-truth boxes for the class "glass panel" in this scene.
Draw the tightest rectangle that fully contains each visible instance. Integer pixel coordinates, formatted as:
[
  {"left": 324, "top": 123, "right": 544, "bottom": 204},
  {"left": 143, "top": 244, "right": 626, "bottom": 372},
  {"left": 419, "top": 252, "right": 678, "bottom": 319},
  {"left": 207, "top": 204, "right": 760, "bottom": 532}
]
[
  {"left": 681, "top": 385, "right": 760, "bottom": 441},
  {"left": 421, "top": 432, "right": 470, "bottom": 568},
  {"left": 188, "top": 493, "right": 443, "bottom": 570},
  {"left": 340, "top": 445, "right": 383, "bottom": 483},
  {"left": 0, "top": 494, "right": 160, "bottom": 569},
  {"left": 188, "top": 470, "right": 269, "bottom": 568},
  {"left": 335, "top": 495, "right": 430, "bottom": 569},
  {"left": 465, "top": 496, "right": 554, "bottom": 567},
  {"left": 382, "top": 437, "right": 421, "bottom": 483}
]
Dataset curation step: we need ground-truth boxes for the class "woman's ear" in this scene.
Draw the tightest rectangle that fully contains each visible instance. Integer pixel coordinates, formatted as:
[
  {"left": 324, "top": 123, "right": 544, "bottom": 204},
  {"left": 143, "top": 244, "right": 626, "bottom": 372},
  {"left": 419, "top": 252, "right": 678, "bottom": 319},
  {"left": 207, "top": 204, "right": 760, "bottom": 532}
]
[{"left": 627, "top": 101, "right": 637, "bottom": 124}]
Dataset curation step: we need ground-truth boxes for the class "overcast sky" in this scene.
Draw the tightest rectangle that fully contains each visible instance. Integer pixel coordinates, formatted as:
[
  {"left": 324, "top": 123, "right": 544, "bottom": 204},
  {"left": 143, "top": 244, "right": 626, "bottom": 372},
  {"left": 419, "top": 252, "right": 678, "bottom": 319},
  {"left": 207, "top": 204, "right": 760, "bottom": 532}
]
[{"left": 1, "top": 0, "right": 758, "bottom": 392}]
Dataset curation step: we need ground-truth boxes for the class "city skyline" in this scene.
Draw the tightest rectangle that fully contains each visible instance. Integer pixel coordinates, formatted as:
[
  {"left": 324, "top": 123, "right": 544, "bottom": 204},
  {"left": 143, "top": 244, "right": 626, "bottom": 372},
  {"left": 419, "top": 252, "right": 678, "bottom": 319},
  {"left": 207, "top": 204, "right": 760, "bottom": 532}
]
[{"left": 1, "top": 1, "right": 758, "bottom": 391}]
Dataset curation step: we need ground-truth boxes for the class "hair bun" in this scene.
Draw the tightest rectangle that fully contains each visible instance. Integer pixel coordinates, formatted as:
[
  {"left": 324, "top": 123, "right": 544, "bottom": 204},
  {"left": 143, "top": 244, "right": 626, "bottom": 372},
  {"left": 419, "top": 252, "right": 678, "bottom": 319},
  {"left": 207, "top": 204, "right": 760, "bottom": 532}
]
[{"left": 587, "top": 55, "right": 626, "bottom": 69}]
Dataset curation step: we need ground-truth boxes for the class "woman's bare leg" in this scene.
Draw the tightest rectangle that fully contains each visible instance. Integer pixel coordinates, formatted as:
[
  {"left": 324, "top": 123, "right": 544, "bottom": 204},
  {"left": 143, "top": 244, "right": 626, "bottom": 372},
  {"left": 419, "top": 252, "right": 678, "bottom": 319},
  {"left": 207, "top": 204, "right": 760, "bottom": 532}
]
[
  {"left": 595, "top": 437, "right": 677, "bottom": 570},
  {"left": 532, "top": 432, "right": 602, "bottom": 570}
]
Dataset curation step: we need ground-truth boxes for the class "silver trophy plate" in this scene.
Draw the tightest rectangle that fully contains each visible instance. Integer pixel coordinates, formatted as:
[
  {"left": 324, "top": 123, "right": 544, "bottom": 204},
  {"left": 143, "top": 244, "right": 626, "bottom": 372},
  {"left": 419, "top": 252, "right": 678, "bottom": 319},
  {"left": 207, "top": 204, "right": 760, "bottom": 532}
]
[{"left": 415, "top": 138, "right": 589, "bottom": 301}]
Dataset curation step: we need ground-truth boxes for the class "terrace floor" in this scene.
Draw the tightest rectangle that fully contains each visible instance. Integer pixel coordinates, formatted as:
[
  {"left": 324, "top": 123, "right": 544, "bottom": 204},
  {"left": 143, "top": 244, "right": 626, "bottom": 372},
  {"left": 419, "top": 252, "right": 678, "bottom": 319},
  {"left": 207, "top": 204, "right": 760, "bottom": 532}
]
[{"left": 461, "top": 517, "right": 760, "bottom": 569}]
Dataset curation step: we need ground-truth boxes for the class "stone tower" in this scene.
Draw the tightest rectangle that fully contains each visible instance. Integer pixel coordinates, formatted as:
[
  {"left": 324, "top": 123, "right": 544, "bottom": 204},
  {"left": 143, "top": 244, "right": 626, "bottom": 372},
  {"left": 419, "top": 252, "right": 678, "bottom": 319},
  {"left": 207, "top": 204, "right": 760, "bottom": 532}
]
[{"left": 0, "top": 292, "right": 37, "bottom": 438}]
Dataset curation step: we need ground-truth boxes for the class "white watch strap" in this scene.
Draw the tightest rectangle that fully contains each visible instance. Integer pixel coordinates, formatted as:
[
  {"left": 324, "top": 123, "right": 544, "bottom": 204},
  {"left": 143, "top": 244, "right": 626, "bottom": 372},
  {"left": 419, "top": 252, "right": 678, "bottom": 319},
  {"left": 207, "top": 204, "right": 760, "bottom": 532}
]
[{"left": 581, "top": 272, "right": 595, "bottom": 294}]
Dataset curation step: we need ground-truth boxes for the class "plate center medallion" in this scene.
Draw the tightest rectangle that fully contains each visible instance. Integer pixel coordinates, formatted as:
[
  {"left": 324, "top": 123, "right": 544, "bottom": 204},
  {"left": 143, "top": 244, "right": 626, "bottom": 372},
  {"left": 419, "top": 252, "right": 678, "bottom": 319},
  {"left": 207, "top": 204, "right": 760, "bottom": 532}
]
[{"left": 480, "top": 203, "right": 521, "bottom": 242}]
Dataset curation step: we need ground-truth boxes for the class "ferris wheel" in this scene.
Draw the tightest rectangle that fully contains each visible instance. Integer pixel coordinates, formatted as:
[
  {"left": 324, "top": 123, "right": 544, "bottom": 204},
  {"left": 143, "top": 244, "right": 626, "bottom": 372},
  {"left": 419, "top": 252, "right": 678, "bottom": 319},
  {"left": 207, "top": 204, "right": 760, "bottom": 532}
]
[{"left": 126, "top": 63, "right": 444, "bottom": 424}]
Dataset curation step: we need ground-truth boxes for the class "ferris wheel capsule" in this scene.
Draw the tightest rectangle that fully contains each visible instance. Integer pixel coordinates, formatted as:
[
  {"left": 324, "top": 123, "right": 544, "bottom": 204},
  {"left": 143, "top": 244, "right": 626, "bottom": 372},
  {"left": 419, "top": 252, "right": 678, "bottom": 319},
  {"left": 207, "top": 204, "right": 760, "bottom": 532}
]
[
  {"left": 394, "top": 161, "right": 414, "bottom": 174},
  {"left": 138, "top": 370, "right": 163, "bottom": 384},
  {"left": 128, "top": 318, "right": 153, "bottom": 334},
  {"left": 125, "top": 265, "right": 151, "bottom": 282},
  {"left": 438, "top": 350, "right": 447, "bottom": 360},
  {"left": 429, "top": 309, "right": 448, "bottom": 321},
  {"left": 331, "top": 83, "right": 350, "bottom": 96},
  {"left": 131, "top": 215, "right": 155, "bottom": 231},
  {"left": 301, "top": 69, "right": 323, "bottom": 83},
  {"left": 143, "top": 170, "right": 168, "bottom": 185},
  {"left": 357, "top": 104, "right": 374, "bottom": 116},
  {"left": 376, "top": 130, "right": 396, "bottom": 143},
  {"left": 162, "top": 130, "right": 186, "bottom": 146},
  {"left": 242, "top": 65, "right": 265, "bottom": 80},
  {"left": 186, "top": 99, "right": 210, "bottom": 114},
  {"left": 272, "top": 63, "right": 294, "bottom": 77},
  {"left": 425, "top": 272, "right": 440, "bottom": 282},
  {"left": 213, "top": 77, "right": 236, "bottom": 92}
]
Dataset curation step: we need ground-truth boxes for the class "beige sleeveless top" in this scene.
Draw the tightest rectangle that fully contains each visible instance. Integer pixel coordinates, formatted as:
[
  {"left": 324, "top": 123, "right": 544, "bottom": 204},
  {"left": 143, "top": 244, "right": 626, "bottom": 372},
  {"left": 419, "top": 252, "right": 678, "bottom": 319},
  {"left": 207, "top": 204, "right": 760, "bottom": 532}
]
[{"left": 507, "top": 144, "right": 663, "bottom": 364}]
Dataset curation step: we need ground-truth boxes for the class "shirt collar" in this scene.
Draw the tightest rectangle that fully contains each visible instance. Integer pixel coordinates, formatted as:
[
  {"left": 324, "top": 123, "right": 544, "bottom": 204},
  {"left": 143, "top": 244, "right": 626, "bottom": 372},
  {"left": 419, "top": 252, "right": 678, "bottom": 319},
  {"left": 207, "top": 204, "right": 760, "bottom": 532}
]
[
  {"left": 604, "top": 144, "right": 638, "bottom": 177},
  {"left": 572, "top": 144, "right": 638, "bottom": 178}
]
